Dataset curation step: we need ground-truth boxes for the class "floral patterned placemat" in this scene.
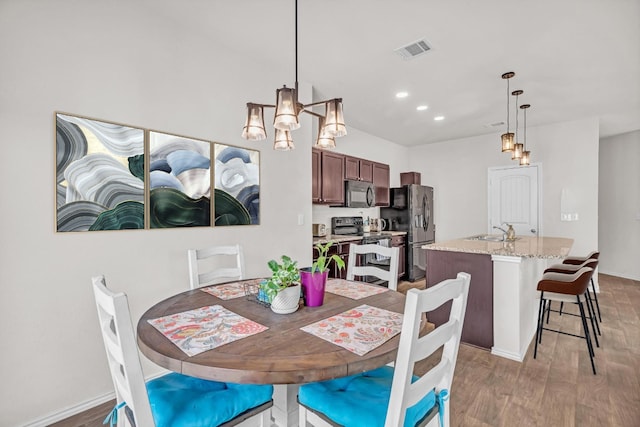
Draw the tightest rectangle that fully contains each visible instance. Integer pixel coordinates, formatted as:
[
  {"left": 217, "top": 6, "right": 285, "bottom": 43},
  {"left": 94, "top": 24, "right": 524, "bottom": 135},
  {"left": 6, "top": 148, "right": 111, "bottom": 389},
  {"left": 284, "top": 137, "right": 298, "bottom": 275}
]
[
  {"left": 201, "top": 279, "right": 263, "bottom": 300},
  {"left": 325, "top": 278, "right": 389, "bottom": 300},
  {"left": 147, "top": 305, "right": 268, "bottom": 356},
  {"left": 301, "top": 304, "right": 403, "bottom": 356}
]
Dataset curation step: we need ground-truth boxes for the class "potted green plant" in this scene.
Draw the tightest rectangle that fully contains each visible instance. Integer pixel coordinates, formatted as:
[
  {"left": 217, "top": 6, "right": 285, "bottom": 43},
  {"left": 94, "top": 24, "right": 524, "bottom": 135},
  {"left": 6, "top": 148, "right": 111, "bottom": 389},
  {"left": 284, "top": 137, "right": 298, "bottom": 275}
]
[
  {"left": 260, "top": 255, "right": 302, "bottom": 314},
  {"left": 300, "top": 241, "right": 346, "bottom": 307}
]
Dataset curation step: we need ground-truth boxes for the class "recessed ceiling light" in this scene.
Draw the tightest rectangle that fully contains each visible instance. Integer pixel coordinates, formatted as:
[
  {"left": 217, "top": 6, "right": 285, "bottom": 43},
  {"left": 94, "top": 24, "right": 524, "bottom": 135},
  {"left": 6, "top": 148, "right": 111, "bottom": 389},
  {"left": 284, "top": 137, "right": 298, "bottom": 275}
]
[
  {"left": 416, "top": 105, "right": 428, "bottom": 111},
  {"left": 434, "top": 116, "right": 445, "bottom": 121},
  {"left": 395, "top": 92, "right": 409, "bottom": 99}
]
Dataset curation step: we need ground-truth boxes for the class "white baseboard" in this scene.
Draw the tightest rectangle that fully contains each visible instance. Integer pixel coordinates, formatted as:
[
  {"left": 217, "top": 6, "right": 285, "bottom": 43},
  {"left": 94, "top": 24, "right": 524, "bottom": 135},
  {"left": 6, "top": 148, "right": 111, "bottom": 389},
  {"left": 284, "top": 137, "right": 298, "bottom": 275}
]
[
  {"left": 19, "top": 371, "right": 168, "bottom": 427},
  {"left": 599, "top": 269, "right": 640, "bottom": 281},
  {"left": 19, "top": 391, "right": 115, "bottom": 427}
]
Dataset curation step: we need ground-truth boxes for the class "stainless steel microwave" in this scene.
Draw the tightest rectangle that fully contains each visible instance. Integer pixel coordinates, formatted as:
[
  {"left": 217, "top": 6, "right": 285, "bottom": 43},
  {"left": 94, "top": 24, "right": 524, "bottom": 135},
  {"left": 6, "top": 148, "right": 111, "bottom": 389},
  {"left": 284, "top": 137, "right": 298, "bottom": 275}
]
[{"left": 345, "top": 180, "right": 376, "bottom": 208}]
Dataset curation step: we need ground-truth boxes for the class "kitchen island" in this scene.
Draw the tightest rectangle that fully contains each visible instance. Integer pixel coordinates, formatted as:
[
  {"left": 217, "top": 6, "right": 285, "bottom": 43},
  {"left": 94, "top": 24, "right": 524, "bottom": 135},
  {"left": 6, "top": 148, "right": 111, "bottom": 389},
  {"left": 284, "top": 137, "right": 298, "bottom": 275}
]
[{"left": 423, "top": 235, "right": 573, "bottom": 362}]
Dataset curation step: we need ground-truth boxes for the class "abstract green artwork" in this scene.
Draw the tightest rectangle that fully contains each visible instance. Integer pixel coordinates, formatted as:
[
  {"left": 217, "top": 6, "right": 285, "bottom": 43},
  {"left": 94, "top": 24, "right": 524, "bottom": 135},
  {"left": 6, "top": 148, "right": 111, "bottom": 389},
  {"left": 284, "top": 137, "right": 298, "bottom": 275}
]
[{"left": 55, "top": 113, "right": 145, "bottom": 231}]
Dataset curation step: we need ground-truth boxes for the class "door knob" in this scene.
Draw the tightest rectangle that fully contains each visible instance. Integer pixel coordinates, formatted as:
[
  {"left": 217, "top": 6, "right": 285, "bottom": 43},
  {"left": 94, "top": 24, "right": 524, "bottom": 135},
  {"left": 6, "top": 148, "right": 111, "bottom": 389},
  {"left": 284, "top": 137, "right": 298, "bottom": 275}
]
[{"left": 531, "top": 229, "right": 537, "bottom": 234}]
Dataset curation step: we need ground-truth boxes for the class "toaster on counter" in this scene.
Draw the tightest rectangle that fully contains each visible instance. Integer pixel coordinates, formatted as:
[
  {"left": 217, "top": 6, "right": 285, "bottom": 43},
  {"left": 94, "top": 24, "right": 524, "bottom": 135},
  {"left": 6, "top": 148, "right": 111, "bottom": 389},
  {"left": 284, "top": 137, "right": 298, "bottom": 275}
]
[{"left": 312, "top": 223, "right": 327, "bottom": 237}]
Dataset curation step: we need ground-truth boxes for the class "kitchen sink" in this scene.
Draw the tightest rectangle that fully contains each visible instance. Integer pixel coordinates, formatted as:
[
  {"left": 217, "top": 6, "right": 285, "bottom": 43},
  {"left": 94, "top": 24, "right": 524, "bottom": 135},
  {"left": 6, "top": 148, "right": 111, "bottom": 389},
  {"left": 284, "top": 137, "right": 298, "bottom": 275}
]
[{"left": 465, "top": 234, "right": 518, "bottom": 242}]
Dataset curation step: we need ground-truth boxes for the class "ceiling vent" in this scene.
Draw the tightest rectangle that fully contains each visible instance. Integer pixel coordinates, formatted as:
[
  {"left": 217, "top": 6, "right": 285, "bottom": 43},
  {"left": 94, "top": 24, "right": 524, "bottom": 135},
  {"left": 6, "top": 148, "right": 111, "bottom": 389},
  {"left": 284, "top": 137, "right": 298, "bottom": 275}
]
[
  {"left": 486, "top": 121, "right": 505, "bottom": 128},
  {"left": 394, "top": 38, "right": 432, "bottom": 60}
]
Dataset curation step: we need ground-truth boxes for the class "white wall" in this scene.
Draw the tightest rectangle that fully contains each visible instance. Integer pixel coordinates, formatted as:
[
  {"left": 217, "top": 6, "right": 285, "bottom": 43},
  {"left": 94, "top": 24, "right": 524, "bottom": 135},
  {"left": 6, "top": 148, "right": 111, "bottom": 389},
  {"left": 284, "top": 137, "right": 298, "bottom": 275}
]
[
  {"left": 311, "top": 127, "right": 410, "bottom": 230},
  {"left": 407, "top": 118, "right": 600, "bottom": 257},
  {"left": 599, "top": 130, "right": 640, "bottom": 280},
  {"left": 0, "top": 1, "right": 317, "bottom": 425}
]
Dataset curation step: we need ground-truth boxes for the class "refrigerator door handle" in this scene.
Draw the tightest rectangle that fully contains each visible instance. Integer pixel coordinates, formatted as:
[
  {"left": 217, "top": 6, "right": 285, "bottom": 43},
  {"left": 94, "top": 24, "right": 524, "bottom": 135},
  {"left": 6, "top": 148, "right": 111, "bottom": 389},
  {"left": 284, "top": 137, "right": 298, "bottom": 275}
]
[
  {"left": 422, "top": 196, "right": 428, "bottom": 231},
  {"left": 424, "top": 195, "right": 431, "bottom": 232}
]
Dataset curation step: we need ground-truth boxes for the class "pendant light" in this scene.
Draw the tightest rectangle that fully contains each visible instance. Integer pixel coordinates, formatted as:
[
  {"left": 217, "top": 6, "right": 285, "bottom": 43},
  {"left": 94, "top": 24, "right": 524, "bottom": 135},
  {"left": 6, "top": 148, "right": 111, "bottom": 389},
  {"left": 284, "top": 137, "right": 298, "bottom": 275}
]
[
  {"left": 519, "top": 104, "right": 531, "bottom": 165},
  {"left": 273, "top": 129, "right": 295, "bottom": 151},
  {"left": 314, "top": 117, "right": 336, "bottom": 149},
  {"left": 511, "top": 90, "right": 524, "bottom": 160},
  {"left": 500, "top": 72, "right": 515, "bottom": 152},
  {"left": 241, "top": 103, "right": 267, "bottom": 140},
  {"left": 242, "top": 0, "right": 347, "bottom": 150}
]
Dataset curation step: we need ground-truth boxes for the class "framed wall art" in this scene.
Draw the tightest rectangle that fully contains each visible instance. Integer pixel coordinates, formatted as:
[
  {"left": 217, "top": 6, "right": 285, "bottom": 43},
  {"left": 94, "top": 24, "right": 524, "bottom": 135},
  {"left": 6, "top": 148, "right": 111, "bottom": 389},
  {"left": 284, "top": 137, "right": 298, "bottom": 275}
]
[
  {"left": 149, "top": 131, "right": 212, "bottom": 228},
  {"left": 214, "top": 144, "right": 260, "bottom": 226},
  {"left": 55, "top": 112, "right": 261, "bottom": 231},
  {"left": 55, "top": 113, "right": 145, "bottom": 232}
]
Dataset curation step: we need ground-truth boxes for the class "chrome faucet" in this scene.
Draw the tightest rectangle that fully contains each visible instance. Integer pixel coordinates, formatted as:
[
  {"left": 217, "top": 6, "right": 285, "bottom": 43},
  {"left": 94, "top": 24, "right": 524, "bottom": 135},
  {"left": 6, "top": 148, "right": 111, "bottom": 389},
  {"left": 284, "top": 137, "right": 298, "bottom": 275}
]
[{"left": 493, "top": 226, "right": 507, "bottom": 241}]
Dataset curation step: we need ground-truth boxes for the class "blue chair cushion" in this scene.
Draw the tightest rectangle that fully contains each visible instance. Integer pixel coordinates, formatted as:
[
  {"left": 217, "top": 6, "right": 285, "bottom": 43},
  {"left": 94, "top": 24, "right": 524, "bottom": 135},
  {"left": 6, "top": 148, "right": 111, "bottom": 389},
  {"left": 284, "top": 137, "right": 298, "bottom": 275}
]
[
  {"left": 146, "top": 373, "right": 273, "bottom": 427},
  {"left": 298, "top": 366, "right": 436, "bottom": 427}
]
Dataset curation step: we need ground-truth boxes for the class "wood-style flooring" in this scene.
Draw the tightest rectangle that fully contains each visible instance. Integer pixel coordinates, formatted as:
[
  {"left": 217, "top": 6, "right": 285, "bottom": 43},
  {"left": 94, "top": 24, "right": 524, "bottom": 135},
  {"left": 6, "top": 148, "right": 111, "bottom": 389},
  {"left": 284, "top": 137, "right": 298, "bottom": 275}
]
[{"left": 52, "top": 273, "right": 640, "bottom": 427}]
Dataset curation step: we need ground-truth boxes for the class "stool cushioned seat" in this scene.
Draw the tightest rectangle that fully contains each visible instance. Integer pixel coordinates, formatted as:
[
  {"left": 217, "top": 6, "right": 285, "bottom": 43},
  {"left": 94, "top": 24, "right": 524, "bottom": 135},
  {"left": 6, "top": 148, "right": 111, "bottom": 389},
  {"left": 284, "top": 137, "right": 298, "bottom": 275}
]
[
  {"left": 298, "top": 366, "right": 436, "bottom": 427},
  {"left": 147, "top": 373, "right": 273, "bottom": 427}
]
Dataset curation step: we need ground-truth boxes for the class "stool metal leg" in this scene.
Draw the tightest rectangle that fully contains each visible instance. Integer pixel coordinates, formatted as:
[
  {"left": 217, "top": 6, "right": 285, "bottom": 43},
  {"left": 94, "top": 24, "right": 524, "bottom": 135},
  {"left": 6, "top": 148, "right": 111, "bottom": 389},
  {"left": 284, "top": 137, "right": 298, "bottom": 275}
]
[
  {"left": 591, "top": 278, "right": 602, "bottom": 322},
  {"left": 585, "top": 288, "right": 601, "bottom": 336},
  {"left": 534, "top": 294, "right": 546, "bottom": 359},
  {"left": 583, "top": 290, "right": 600, "bottom": 348},
  {"left": 577, "top": 296, "right": 597, "bottom": 375}
]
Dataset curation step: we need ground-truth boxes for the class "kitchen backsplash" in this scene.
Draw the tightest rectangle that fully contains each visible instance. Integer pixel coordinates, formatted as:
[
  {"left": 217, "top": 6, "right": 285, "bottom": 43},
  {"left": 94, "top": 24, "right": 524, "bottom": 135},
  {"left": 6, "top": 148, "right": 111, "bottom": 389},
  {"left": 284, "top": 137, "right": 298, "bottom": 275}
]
[{"left": 312, "top": 205, "right": 379, "bottom": 233}]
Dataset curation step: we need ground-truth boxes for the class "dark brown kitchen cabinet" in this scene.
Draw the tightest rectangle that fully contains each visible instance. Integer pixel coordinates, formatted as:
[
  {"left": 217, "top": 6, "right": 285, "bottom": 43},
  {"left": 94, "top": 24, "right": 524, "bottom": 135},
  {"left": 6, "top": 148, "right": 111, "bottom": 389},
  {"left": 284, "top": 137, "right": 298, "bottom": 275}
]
[
  {"left": 373, "top": 162, "right": 390, "bottom": 206},
  {"left": 344, "top": 156, "right": 373, "bottom": 182},
  {"left": 312, "top": 148, "right": 345, "bottom": 205},
  {"left": 391, "top": 235, "right": 406, "bottom": 279}
]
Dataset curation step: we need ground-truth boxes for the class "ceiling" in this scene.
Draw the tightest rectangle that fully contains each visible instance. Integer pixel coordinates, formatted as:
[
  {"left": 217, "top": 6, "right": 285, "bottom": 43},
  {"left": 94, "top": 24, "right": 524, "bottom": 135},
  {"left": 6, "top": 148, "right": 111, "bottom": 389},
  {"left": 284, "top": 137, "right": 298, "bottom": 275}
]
[{"left": 146, "top": 0, "right": 640, "bottom": 146}]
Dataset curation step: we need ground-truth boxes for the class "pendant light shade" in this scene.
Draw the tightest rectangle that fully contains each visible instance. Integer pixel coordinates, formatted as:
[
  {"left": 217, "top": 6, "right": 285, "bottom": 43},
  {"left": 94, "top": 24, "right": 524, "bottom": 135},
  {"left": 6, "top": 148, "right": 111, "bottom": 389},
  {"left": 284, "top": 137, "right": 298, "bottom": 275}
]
[
  {"left": 273, "top": 86, "right": 300, "bottom": 131},
  {"left": 273, "top": 129, "right": 295, "bottom": 151},
  {"left": 323, "top": 99, "right": 347, "bottom": 137},
  {"left": 241, "top": 103, "right": 267, "bottom": 141},
  {"left": 519, "top": 103, "right": 531, "bottom": 165},
  {"left": 511, "top": 89, "right": 523, "bottom": 160},
  {"left": 501, "top": 72, "right": 515, "bottom": 152},
  {"left": 501, "top": 132, "right": 514, "bottom": 152},
  {"left": 512, "top": 142, "right": 523, "bottom": 160},
  {"left": 315, "top": 118, "right": 336, "bottom": 149}
]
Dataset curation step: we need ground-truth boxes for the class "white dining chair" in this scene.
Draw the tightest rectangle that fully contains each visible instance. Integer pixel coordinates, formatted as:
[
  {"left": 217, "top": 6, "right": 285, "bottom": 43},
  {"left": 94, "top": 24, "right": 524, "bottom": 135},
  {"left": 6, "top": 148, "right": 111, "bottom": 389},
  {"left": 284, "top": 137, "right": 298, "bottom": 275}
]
[
  {"left": 187, "top": 244, "right": 245, "bottom": 289},
  {"left": 91, "top": 275, "right": 272, "bottom": 427},
  {"left": 346, "top": 243, "right": 400, "bottom": 290},
  {"left": 298, "top": 272, "right": 471, "bottom": 427}
]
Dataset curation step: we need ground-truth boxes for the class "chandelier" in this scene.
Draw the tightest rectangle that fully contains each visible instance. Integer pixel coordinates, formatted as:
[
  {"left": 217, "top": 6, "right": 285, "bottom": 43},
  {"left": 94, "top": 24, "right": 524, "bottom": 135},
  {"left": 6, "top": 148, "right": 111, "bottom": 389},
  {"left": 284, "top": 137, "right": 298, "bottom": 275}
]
[{"left": 241, "top": 0, "right": 347, "bottom": 151}]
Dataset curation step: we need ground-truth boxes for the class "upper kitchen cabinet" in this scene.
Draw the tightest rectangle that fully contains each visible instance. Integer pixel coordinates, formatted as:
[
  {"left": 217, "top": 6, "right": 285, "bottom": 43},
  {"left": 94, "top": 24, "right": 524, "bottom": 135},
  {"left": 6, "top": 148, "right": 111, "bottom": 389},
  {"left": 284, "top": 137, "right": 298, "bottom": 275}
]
[
  {"left": 373, "top": 162, "right": 390, "bottom": 206},
  {"left": 344, "top": 156, "right": 373, "bottom": 182},
  {"left": 312, "top": 148, "right": 345, "bottom": 205}
]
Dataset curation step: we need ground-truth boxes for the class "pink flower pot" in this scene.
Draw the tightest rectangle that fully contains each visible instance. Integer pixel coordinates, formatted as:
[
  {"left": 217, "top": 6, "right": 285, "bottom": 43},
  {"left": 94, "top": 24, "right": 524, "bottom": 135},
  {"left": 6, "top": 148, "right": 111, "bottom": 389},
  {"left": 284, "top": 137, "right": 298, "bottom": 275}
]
[{"left": 300, "top": 269, "right": 329, "bottom": 307}]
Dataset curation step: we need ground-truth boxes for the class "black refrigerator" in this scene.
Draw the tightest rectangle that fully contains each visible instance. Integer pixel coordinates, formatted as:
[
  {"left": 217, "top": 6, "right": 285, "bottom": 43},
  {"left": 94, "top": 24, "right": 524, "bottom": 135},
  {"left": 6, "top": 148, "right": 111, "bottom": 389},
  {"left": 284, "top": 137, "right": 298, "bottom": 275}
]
[{"left": 380, "top": 185, "right": 435, "bottom": 281}]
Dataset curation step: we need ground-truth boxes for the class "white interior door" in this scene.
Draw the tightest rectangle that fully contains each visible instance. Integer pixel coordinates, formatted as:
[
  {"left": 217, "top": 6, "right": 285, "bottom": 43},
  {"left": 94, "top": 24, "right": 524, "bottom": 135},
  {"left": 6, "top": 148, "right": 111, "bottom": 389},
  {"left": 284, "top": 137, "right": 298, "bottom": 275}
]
[{"left": 488, "top": 165, "right": 540, "bottom": 237}]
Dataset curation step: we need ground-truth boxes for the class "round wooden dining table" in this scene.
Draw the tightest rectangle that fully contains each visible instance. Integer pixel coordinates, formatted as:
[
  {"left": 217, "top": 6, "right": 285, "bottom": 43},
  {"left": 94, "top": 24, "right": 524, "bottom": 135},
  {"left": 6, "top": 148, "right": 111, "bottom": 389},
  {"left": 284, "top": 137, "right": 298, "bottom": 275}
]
[{"left": 137, "top": 279, "right": 407, "bottom": 427}]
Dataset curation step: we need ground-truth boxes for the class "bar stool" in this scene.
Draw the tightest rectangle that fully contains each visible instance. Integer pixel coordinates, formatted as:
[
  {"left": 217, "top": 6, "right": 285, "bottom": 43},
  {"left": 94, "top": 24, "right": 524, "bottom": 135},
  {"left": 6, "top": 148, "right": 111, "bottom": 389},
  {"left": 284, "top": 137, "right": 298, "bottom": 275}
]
[
  {"left": 544, "top": 259, "right": 601, "bottom": 347},
  {"left": 563, "top": 251, "right": 601, "bottom": 322},
  {"left": 534, "top": 267, "right": 597, "bottom": 375}
]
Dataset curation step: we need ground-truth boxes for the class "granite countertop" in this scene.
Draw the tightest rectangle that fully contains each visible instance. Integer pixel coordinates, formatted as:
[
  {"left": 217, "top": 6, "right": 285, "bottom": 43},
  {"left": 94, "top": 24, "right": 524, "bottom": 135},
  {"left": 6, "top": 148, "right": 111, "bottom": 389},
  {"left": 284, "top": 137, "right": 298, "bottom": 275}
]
[
  {"left": 313, "top": 231, "right": 407, "bottom": 245},
  {"left": 422, "top": 235, "right": 574, "bottom": 259}
]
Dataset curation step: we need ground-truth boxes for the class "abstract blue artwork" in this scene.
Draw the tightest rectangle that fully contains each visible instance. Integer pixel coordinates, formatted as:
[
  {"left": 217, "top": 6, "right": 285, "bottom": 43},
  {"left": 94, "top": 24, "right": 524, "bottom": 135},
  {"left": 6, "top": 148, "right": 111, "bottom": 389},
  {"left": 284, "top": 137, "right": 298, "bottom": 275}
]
[{"left": 214, "top": 144, "right": 260, "bottom": 225}]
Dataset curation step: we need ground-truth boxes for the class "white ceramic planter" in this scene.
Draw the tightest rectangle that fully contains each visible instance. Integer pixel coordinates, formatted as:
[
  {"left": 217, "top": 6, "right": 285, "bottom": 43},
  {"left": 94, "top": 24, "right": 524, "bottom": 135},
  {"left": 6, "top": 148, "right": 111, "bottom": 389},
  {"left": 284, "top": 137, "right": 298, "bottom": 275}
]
[{"left": 270, "top": 283, "right": 301, "bottom": 314}]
